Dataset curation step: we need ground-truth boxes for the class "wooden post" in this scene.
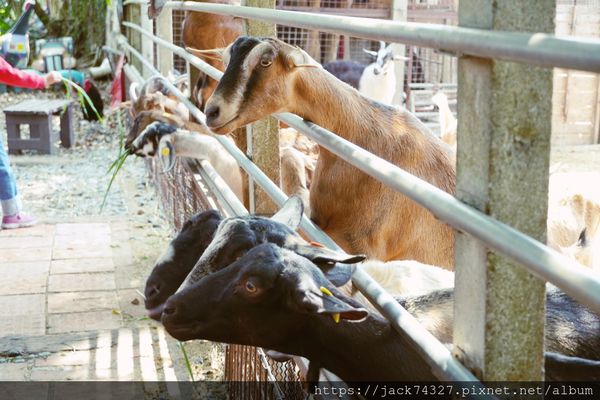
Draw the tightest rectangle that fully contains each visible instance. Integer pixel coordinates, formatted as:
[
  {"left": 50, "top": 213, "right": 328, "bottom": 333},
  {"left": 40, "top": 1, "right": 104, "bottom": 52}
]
[
  {"left": 453, "top": 0, "right": 555, "bottom": 381},
  {"left": 129, "top": 5, "right": 143, "bottom": 74},
  {"left": 156, "top": 8, "right": 174, "bottom": 75},
  {"left": 105, "top": 0, "right": 121, "bottom": 50},
  {"left": 242, "top": 0, "right": 280, "bottom": 216},
  {"left": 140, "top": 3, "right": 155, "bottom": 79},
  {"left": 391, "top": 0, "right": 408, "bottom": 105}
]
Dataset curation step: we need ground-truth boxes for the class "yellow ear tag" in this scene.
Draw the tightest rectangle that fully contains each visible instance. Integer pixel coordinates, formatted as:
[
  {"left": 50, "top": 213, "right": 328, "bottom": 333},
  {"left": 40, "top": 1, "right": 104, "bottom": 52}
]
[
  {"left": 319, "top": 287, "right": 340, "bottom": 323},
  {"left": 161, "top": 147, "right": 170, "bottom": 156}
]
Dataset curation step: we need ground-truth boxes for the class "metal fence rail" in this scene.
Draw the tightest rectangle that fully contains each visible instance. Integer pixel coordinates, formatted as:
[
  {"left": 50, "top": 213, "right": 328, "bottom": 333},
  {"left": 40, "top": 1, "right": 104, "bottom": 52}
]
[
  {"left": 121, "top": 19, "right": 600, "bottom": 316},
  {"left": 122, "top": 60, "right": 309, "bottom": 393},
  {"left": 162, "top": 1, "right": 600, "bottom": 72},
  {"left": 116, "top": 35, "right": 484, "bottom": 384}
]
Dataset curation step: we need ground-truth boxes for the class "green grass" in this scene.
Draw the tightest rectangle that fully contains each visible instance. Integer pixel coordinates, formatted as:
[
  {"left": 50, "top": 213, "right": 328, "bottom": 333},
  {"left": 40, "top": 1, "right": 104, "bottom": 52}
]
[
  {"left": 101, "top": 110, "right": 130, "bottom": 212},
  {"left": 178, "top": 342, "right": 195, "bottom": 382},
  {"left": 61, "top": 77, "right": 103, "bottom": 123}
]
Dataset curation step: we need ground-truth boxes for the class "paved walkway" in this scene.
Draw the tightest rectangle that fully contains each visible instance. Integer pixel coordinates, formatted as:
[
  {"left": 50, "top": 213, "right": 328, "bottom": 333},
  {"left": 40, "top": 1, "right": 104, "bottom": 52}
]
[{"left": 0, "top": 222, "right": 188, "bottom": 383}]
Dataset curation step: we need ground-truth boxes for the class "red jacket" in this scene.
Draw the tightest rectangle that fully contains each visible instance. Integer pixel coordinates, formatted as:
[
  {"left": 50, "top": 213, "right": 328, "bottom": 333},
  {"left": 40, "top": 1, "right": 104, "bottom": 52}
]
[{"left": 0, "top": 56, "right": 45, "bottom": 89}]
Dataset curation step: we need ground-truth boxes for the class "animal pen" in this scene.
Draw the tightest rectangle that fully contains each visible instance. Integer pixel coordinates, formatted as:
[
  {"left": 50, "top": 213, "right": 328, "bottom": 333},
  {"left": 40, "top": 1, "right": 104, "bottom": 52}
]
[{"left": 114, "top": 0, "right": 600, "bottom": 396}]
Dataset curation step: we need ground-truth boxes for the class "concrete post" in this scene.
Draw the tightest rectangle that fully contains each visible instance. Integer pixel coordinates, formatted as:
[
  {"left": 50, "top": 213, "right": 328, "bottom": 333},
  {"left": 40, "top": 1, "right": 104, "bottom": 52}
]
[
  {"left": 156, "top": 8, "right": 174, "bottom": 75},
  {"left": 453, "top": 0, "right": 554, "bottom": 381},
  {"left": 242, "top": 0, "right": 280, "bottom": 215},
  {"left": 391, "top": 0, "right": 408, "bottom": 105}
]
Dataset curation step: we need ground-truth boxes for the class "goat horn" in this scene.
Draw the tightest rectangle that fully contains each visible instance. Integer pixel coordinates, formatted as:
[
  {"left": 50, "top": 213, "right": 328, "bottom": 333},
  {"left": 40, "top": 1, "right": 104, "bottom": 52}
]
[{"left": 129, "top": 82, "right": 140, "bottom": 102}]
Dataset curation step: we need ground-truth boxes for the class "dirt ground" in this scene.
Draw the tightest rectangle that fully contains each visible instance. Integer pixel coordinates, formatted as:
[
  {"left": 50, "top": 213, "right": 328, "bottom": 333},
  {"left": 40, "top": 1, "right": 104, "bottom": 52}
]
[{"left": 0, "top": 84, "right": 225, "bottom": 388}]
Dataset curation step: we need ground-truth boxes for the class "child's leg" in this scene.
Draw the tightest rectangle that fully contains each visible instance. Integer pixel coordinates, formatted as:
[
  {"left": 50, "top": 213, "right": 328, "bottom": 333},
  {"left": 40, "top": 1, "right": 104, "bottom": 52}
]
[{"left": 0, "top": 139, "right": 19, "bottom": 216}]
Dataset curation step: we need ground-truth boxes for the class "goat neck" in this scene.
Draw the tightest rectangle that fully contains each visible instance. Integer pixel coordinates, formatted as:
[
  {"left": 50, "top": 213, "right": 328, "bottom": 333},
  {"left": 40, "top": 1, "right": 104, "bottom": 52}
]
[
  {"left": 288, "top": 67, "right": 453, "bottom": 183},
  {"left": 289, "top": 68, "right": 397, "bottom": 144},
  {"left": 285, "top": 306, "right": 437, "bottom": 382}
]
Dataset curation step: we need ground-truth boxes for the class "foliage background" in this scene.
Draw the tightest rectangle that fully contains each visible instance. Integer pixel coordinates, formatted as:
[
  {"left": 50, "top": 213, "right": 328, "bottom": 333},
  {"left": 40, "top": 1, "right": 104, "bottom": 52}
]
[{"left": 0, "top": 0, "right": 108, "bottom": 66}]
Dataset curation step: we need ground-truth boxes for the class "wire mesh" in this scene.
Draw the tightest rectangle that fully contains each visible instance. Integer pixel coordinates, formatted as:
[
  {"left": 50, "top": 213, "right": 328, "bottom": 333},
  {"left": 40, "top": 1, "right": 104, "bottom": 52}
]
[
  {"left": 405, "top": 0, "right": 458, "bottom": 132},
  {"left": 225, "top": 345, "right": 306, "bottom": 400},
  {"left": 145, "top": 158, "right": 212, "bottom": 231},
  {"left": 172, "top": 9, "right": 188, "bottom": 73}
]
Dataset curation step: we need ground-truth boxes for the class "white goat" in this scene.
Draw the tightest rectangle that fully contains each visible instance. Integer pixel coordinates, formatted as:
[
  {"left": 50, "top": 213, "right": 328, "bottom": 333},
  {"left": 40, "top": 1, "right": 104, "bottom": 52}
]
[
  {"left": 130, "top": 122, "right": 244, "bottom": 202},
  {"left": 350, "top": 260, "right": 454, "bottom": 313},
  {"left": 431, "top": 90, "right": 457, "bottom": 147},
  {"left": 358, "top": 41, "right": 406, "bottom": 105},
  {"left": 548, "top": 192, "right": 600, "bottom": 272},
  {"left": 130, "top": 122, "right": 317, "bottom": 210}
]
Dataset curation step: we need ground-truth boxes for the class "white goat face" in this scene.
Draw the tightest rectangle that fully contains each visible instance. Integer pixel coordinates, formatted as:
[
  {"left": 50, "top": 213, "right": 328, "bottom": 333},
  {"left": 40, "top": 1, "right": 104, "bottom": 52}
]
[{"left": 363, "top": 41, "right": 395, "bottom": 76}]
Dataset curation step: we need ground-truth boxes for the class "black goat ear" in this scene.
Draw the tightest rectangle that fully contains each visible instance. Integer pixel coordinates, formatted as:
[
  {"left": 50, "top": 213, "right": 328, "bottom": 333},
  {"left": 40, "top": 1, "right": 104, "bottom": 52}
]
[
  {"left": 288, "top": 243, "right": 365, "bottom": 266},
  {"left": 293, "top": 284, "right": 368, "bottom": 323},
  {"left": 271, "top": 196, "right": 304, "bottom": 230},
  {"left": 159, "top": 138, "right": 176, "bottom": 173},
  {"left": 319, "top": 263, "right": 356, "bottom": 287}
]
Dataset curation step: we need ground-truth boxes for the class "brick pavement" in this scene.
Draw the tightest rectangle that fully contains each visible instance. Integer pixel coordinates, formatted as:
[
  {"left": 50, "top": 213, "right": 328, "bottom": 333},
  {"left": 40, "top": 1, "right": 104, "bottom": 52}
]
[{"left": 0, "top": 222, "right": 189, "bottom": 385}]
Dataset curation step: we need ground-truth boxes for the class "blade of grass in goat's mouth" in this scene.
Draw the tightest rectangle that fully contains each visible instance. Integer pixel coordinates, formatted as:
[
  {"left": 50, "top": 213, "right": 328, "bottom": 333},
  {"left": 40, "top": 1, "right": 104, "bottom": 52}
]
[{"left": 101, "top": 111, "right": 130, "bottom": 212}]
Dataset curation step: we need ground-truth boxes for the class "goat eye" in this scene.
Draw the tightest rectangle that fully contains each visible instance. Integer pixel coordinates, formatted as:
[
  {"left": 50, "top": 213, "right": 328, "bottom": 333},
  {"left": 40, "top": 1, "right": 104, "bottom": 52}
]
[
  {"left": 245, "top": 281, "right": 257, "bottom": 293},
  {"left": 260, "top": 59, "right": 272, "bottom": 67}
]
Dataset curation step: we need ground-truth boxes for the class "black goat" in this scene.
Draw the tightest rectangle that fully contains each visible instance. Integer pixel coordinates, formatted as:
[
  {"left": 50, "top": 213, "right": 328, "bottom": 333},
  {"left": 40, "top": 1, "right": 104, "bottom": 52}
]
[
  {"left": 144, "top": 209, "right": 222, "bottom": 320},
  {"left": 162, "top": 243, "right": 600, "bottom": 382}
]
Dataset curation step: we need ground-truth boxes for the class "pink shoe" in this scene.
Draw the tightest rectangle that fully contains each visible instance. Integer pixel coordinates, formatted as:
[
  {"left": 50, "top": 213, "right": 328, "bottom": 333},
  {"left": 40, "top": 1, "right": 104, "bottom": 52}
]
[{"left": 1, "top": 213, "right": 37, "bottom": 229}]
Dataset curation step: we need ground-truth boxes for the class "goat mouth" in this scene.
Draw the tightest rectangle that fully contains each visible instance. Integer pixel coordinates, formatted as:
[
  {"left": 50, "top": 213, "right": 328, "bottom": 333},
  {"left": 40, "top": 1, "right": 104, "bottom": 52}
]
[
  {"left": 147, "top": 304, "right": 166, "bottom": 321},
  {"left": 207, "top": 116, "right": 239, "bottom": 134},
  {"left": 162, "top": 321, "right": 201, "bottom": 341}
]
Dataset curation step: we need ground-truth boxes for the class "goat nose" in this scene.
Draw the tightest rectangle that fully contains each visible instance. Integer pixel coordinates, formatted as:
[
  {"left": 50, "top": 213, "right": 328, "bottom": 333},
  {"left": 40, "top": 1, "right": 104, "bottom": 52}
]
[
  {"left": 163, "top": 304, "right": 177, "bottom": 316},
  {"left": 205, "top": 105, "right": 220, "bottom": 126},
  {"left": 146, "top": 285, "right": 160, "bottom": 299}
]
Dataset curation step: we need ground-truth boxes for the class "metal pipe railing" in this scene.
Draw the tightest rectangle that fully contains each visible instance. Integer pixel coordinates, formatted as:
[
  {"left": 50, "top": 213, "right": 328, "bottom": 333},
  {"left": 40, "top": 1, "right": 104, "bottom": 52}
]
[
  {"left": 123, "top": 0, "right": 146, "bottom": 6},
  {"left": 162, "top": 1, "right": 600, "bottom": 73},
  {"left": 117, "top": 34, "right": 331, "bottom": 242},
  {"left": 195, "top": 160, "right": 247, "bottom": 217},
  {"left": 121, "top": 22, "right": 600, "bottom": 315},
  {"left": 115, "top": 39, "right": 485, "bottom": 384}
]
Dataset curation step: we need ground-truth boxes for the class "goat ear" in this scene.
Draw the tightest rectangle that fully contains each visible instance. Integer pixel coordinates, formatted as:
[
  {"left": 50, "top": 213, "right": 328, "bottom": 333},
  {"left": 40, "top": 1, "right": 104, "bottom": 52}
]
[
  {"left": 319, "top": 262, "right": 356, "bottom": 287},
  {"left": 158, "top": 137, "right": 176, "bottom": 173},
  {"left": 288, "top": 243, "right": 365, "bottom": 266},
  {"left": 293, "top": 284, "right": 368, "bottom": 322},
  {"left": 286, "top": 47, "right": 321, "bottom": 69},
  {"left": 393, "top": 55, "right": 409, "bottom": 61},
  {"left": 271, "top": 196, "right": 304, "bottom": 230},
  {"left": 129, "top": 82, "right": 140, "bottom": 102},
  {"left": 286, "top": 244, "right": 364, "bottom": 286},
  {"left": 362, "top": 48, "right": 378, "bottom": 57},
  {"left": 185, "top": 46, "right": 225, "bottom": 61}
]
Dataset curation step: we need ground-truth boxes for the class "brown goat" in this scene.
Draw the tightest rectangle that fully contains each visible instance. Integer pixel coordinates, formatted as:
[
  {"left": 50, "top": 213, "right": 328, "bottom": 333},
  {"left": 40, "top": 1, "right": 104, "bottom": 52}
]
[
  {"left": 148, "top": 0, "right": 243, "bottom": 109},
  {"left": 204, "top": 37, "right": 456, "bottom": 268}
]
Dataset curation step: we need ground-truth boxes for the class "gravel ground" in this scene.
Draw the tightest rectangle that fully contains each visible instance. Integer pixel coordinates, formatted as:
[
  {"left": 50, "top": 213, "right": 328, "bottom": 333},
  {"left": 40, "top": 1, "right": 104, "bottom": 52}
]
[
  {"left": 0, "top": 83, "right": 226, "bottom": 386},
  {"left": 0, "top": 84, "right": 152, "bottom": 221}
]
